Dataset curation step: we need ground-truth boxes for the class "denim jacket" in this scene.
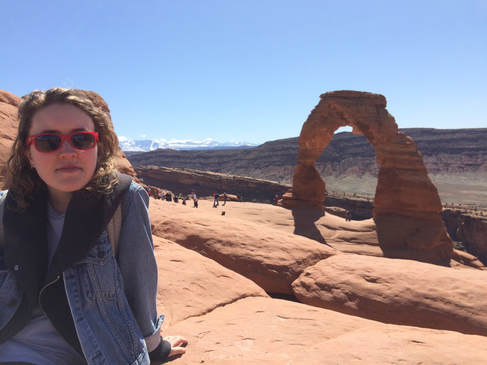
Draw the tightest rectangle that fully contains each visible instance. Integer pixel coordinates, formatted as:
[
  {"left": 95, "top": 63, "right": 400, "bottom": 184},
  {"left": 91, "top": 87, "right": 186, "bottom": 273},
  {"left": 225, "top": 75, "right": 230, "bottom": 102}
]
[{"left": 0, "top": 181, "right": 164, "bottom": 364}]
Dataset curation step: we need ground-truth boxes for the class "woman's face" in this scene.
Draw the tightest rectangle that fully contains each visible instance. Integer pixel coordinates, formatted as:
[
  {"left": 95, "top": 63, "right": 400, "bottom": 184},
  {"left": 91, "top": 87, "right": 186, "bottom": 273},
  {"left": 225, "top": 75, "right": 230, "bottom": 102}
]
[{"left": 27, "top": 103, "right": 98, "bottom": 196}]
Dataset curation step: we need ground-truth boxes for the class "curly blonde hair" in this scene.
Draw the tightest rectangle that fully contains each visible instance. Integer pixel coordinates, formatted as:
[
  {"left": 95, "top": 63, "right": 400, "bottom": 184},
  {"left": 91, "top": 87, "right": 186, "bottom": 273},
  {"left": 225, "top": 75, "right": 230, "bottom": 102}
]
[{"left": 6, "top": 88, "right": 120, "bottom": 209}]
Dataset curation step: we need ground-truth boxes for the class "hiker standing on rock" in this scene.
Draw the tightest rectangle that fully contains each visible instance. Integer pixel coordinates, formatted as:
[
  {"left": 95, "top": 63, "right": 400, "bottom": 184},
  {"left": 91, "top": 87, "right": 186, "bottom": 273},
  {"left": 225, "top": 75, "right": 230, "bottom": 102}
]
[
  {"left": 213, "top": 192, "right": 219, "bottom": 208},
  {"left": 0, "top": 88, "right": 187, "bottom": 364}
]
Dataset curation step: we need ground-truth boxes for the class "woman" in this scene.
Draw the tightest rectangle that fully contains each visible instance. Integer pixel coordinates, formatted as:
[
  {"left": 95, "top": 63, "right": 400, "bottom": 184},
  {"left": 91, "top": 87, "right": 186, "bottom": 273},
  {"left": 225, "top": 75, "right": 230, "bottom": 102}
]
[{"left": 0, "top": 88, "right": 187, "bottom": 364}]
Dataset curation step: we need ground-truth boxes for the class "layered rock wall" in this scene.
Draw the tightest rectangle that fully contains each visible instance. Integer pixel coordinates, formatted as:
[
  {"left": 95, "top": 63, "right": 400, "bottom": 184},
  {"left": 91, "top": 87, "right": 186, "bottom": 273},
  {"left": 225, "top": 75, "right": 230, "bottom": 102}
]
[
  {"left": 442, "top": 210, "right": 487, "bottom": 264},
  {"left": 136, "top": 165, "right": 289, "bottom": 201}
]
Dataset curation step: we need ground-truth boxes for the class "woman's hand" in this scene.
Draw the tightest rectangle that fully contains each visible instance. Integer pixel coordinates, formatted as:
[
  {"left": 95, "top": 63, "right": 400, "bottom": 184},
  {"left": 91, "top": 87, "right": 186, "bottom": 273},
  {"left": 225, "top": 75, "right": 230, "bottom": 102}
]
[{"left": 166, "top": 335, "right": 188, "bottom": 358}]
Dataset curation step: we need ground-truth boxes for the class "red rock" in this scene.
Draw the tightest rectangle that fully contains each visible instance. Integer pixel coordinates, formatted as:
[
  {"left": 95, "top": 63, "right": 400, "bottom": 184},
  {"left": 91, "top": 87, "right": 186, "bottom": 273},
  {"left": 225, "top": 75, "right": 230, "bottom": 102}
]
[
  {"left": 443, "top": 209, "right": 487, "bottom": 265},
  {"left": 0, "top": 90, "right": 21, "bottom": 184},
  {"left": 152, "top": 236, "right": 267, "bottom": 327},
  {"left": 292, "top": 254, "right": 487, "bottom": 336},
  {"left": 149, "top": 199, "right": 336, "bottom": 295},
  {"left": 165, "top": 296, "right": 487, "bottom": 364},
  {"left": 135, "top": 165, "right": 288, "bottom": 202},
  {"left": 451, "top": 248, "right": 486, "bottom": 270},
  {"left": 0, "top": 90, "right": 20, "bottom": 106},
  {"left": 282, "top": 90, "right": 453, "bottom": 265}
]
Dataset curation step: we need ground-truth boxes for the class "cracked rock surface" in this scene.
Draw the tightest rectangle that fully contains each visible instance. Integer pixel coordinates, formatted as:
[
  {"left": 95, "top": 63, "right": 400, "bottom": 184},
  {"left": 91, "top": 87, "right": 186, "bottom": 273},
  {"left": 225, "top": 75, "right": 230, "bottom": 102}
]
[{"left": 150, "top": 198, "right": 487, "bottom": 364}]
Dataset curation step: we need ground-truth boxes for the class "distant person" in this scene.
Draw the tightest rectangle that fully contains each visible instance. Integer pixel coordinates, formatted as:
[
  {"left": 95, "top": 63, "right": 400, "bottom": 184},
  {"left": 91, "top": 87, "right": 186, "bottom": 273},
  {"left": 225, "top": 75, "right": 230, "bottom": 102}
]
[
  {"left": 182, "top": 195, "right": 187, "bottom": 205},
  {"left": 213, "top": 193, "right": 219, "bottom": 208},
  {"left": 222, "top": 192, "right": 227, "bottom": 206},
  {"left": 173, "top": 194, "right": 178, "bottom": 203},
  {"left": 165, "top": 192, "right": 172, "bottom": 202},
  {"left": 273, "top": 193, "right": 280, "bottom": 205},
  {"left": 345, "top": 210, "right": 352, "bottom": 221},
  {"left": 192, "top": 192, "right": 198, "bottom": 208}
]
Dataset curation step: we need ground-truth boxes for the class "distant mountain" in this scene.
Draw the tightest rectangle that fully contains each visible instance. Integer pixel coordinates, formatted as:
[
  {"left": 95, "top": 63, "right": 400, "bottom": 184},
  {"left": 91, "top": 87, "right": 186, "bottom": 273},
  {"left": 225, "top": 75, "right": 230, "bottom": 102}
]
[
  {"left": 127, "top": 128, "right": 487, "bottom": 207},
  {"left": 119, "top": 136, "right": 256, "bottom": 152}
]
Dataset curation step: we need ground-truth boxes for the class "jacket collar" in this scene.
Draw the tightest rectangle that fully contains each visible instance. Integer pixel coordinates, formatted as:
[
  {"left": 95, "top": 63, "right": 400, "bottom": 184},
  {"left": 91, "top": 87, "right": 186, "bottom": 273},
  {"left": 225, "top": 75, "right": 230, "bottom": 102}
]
[
  {"left": 4, "top": 188, "right": 107, "bottom": 295},
  {"left": 4, "top": 174, "right": 132, "bottom": 297},
  {"left": 46, "top": 188, "right": 107, "bottom": 283}
]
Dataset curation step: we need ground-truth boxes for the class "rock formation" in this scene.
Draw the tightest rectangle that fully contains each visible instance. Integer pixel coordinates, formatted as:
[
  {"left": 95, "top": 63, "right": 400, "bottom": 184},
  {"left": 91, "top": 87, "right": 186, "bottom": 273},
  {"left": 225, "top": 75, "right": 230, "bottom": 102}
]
[
  {"left": 443, "top": 209, "right": 487, "bottom": 264},
  {"left": 0, "top": 90, "right": 21, "bottom": 184},
  {"left": 136, "top": 165, "right": 289, "bottom": 202},
  {"left": 148, "top": 198, "right": 487, "bottom": 363},
  {"left": 281, "top": 90, "right": 453, "bottom": 265},
  {"left": 149, "top": 198, "right": 336, "bottom": 295},
  {"left": 292, "top": 254, "right": 487, "bottom": 336}
]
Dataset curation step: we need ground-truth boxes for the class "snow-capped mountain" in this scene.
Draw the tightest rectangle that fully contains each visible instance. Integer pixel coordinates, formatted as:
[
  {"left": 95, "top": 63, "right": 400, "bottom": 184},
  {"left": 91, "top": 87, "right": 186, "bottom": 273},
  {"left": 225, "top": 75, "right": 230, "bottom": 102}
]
[{"left": 118, "top": 136, "right": 256, "bottom": 152}]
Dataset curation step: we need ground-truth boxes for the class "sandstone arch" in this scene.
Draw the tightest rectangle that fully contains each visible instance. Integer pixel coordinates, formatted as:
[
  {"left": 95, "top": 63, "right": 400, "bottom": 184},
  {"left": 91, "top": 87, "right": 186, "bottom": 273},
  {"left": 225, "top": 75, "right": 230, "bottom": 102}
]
[{"left": 282, "top": 90, "right": 452, "bottom": 265}]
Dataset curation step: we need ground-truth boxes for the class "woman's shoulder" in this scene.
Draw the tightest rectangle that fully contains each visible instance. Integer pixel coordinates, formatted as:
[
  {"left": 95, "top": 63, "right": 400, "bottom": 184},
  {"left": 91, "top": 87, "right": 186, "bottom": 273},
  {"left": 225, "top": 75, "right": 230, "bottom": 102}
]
[
  {"left": 123, "top": 180, "right": 149, "bottom": 208},
  {"left": 127, "top": 180, "right": 148, "bottom": 196}
]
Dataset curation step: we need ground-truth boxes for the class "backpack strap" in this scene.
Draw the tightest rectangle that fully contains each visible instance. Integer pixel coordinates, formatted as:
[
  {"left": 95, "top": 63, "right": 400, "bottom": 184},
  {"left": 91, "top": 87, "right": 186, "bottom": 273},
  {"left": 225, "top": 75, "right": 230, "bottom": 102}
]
[
  {"left": 105, "top": 173, "right": 132, "bottom": 258},
  {"left": 107, "top": 203, "right": 122, "bottom": 257}
]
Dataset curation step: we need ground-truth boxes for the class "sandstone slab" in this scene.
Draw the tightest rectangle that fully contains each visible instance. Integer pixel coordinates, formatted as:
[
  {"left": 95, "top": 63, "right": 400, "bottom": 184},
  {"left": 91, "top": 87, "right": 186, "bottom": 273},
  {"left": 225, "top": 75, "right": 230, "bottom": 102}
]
[
  {"left": 292, "top": 254, "right": 487, "bottom": 336},
  {"left": 152, "top": 236, "right": 267, "bottom": 327},
  {"left": 164, "top": 296, "right": 487, "bottom": 364},
  {"left": 149, "top": 199, "right": 336, "bottom": 295}
]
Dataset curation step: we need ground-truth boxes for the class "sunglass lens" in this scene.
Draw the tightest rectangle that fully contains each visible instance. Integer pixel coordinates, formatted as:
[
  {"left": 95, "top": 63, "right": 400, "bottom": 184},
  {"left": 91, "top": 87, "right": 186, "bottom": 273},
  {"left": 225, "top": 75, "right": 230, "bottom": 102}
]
[
  {"left": 35, "top": 135, "right": 61, "bottom": 152},
  {"left": 71, "top": 133, "right": 96, "bottom": 149}
]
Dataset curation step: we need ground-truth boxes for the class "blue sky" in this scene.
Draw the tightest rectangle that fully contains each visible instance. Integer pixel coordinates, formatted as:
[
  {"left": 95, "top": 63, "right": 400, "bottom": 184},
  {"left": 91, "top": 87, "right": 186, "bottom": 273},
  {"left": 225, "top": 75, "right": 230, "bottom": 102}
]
[{"left": 1, "top": 0, "right": 486, "bottom": 144}]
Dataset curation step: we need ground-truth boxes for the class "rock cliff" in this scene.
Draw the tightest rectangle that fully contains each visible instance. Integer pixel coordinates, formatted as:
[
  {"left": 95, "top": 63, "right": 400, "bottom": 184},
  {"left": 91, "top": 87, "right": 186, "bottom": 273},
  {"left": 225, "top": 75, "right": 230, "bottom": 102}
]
[
  {"left": 128, "top": 128, "right": 487, "bottom": 207},
  {"left": 442, "top": 210, "right": 487, "bottom": 264},
  {"left": 136, "top": 165, "right": 289, "bottom": 202}
]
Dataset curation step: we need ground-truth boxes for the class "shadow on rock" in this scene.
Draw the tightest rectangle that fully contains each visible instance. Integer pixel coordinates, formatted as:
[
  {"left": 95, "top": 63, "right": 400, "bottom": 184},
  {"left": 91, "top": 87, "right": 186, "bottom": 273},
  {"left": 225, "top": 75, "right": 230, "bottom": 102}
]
[{"left": 291, "top": 206, "right": 331, "bottom": 247}]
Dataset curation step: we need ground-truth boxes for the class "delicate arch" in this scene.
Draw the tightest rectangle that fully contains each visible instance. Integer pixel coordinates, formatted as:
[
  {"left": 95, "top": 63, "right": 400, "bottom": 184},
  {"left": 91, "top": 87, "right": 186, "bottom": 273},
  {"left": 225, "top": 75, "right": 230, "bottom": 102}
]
[{"left": 282, "top": 91, "right": 452, "bottom": 265}]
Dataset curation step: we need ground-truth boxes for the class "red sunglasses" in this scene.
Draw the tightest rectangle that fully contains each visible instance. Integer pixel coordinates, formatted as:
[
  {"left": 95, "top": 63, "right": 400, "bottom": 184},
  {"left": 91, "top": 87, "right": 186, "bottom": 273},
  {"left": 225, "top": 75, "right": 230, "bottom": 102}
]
[{"left": 27, "top": 131, "right": 99, "bottom": 153}]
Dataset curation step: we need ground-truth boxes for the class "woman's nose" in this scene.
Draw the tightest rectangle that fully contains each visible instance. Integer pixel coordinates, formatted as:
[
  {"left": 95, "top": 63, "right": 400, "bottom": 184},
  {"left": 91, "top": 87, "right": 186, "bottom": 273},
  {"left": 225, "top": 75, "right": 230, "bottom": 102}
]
[{"left": 58, "top": 138, "right": 77, "bottom": 156}]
